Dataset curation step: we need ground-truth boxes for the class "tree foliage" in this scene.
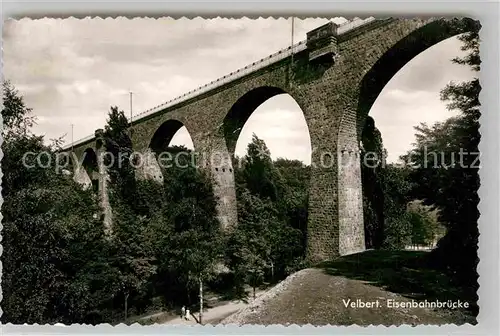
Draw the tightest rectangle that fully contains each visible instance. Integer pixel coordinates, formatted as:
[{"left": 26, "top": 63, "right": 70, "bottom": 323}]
[
  {"left": 407, "top": 201, "right": 445, "bottom": 247},
  {"left": 104, "top": 106, "right": 142, "bottom": 212},
  {"left": 152, "top": 149, "right": 223, "bottom": 301},
  {"left": 227, "top": 134, "right": 307, "bottom": 297},
  {"left": 361, "top": 117, "right": 413, "bottom": 250},
  {"left": 361, "top": 116, "right": 386, "bottom": 249},
  {"left": 1, "top": 88, "right": 225, "bottom": 323},
  {"left": 404, "top": 26, "right": 481, "bottom": 287},
  {"left": 2, "top": 80, "right": 35, "bottom": 138},
  {"left": 1, "top": 81, "right": 111, "bottom": 324}
]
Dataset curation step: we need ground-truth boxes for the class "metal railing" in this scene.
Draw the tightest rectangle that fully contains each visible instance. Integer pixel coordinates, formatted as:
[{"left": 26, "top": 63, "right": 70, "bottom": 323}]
[
  {"left": 70, "top": 134, "right": 94, "bottom": 146},
  {"left": 131, "top": 40, "right": 308, "bottom": 121},
  {"left": 63, "top": 17, "right": 376, "bottom": 150},
  {"left": 337, "top": 16, "right": 376, "bottom": 35}
]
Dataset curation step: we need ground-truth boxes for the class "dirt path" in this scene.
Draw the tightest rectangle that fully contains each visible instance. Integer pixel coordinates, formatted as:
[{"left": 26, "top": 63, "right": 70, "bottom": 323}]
[
  {"left": 162, "top": 301, "right": 247, "bottom": 325},
  {"left": 161, "top": 290, "right": 266, "bottom": 325},
  {"left": 222, "top": 268, "right": 472, "bottom": 326}
]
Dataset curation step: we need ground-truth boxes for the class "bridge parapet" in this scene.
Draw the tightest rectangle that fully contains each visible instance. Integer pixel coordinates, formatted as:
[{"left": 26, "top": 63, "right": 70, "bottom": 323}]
[{"left": 307, "top": 21, "right": 339, "bottom": 62}]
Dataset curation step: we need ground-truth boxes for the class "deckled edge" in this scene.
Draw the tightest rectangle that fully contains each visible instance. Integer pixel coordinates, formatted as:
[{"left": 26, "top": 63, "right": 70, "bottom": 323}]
[
  {"left": 1, "top": 0, "right": 5, "bottom": 323},
  {"left": 4, "top": 14, "right": 442, "bottom": 20},
  {"left": 3, "top": 15, "right": 438, "bottom": 22},
  {"left": 1, "top": 6, "right": 497, "bottom": 335},
  {"left": 0, "top": 17, "right": 481, "bottom": 331}
]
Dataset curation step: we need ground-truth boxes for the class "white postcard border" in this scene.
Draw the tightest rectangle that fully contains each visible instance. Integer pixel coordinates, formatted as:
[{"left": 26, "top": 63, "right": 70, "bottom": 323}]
[{"left": 1, "top": 1, "right": 498, "bottom": 335}]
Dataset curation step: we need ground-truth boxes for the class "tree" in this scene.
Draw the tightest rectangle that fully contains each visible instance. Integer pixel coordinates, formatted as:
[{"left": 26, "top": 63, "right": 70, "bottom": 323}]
[
  {"left": 229, "top": 136, "right": 307, "bottom": 296},
  {"left": 2, "top": 80, "right": 35, "bottom": 138},
  {"left": 379, "top": 164, "right": 413, "bottom": 250},
  {"left": 145, "top": 147, "right": 223, "bottom": 322},
  {"left": 274, "top": 158, "right": 310, "bottom": 249},
  {"left": 360, "top": 116, "right": 386, "bottom": 249},
  {"left": 103, "top": 106, "right": 143, "bottom": 213},
  {"left": 405, "top": 115, "right": 480, "bottom": 285},
  {"left": 240, "top": 133, "right": 280, "bottom": 201},
  {"left": 1, "top": 182, "right": 109, "bottom": 324},
  {"left": 106, "top": 206, "right": 157, "bottom": 320},
  {"left": 225, "top": 189, "right": 274, "bottom": 299},
  {"left": 1, "top": 81, "right": 114, "bottom": 324},
  {"left": 404, "top": 23, "right": 481, "bottom": 287},
  {"left": 1, "top": 81, "right": 45, "bottom": 199},
  {"left": 407, "top": 201, "right": 444, "bottom": 248},
  {"left": 102, "top": 107, "right": 157, "bottom": 320},
  {"left": 360, "top": 116, "right": 413, "bottom": 250}
]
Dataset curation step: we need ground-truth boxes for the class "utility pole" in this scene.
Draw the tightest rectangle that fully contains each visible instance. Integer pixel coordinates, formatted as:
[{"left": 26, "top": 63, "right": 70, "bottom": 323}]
[
  {"left": 289, "top": 17, "right": 295, "bottom": 88},
  {"left": 129, "top": 91, "right": 133, "bottom": 138},
  {"left": 69, "top": 123, "right": 75, "bottom": 170},
  {"left": 70, "top": 123, "right": 74, "bottom": 152},
  {"left": 199, "top": 276, "right": 203, "bottom": 325}
]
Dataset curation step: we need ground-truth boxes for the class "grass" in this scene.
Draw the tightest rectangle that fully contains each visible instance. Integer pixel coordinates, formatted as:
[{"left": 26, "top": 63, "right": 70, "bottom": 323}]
[{"left": 315, "top": 250, "right": 478, "bottom": 318}]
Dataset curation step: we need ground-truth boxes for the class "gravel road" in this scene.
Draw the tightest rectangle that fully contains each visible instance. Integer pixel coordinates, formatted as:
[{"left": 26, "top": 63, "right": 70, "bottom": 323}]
[{"left": 221, "top": 268, "right": 472, "bottom": 326}]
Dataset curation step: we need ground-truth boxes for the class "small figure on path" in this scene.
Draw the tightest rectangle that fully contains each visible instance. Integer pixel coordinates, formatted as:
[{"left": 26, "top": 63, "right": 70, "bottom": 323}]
[
  {"left": 181, "top": 305, "right": 186, "bottom": 319},
  {"left": 185, "top": 308, "right": 191, "bottom": 320}
]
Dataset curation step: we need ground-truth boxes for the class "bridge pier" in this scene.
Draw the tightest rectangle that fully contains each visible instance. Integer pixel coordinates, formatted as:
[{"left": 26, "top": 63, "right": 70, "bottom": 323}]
[
  {"left": 135, "top": 147, "right": 164, "bottom": 183},
  {"left": 337, "top": 143, "right": 365, "bottom": 257},
  {"left": 95, "top": 129, "right": 113, "bottom": 235},
  {"left": 73, "top": 165, "right": 92, "bottom": 190},
  {"left": 198, "top": 133, "right": 238, "bottom": 230},
  {"left": 302, "top": 98, "right": 365, "bottom": 263},
  {"left": 305, "top": 149, "right": 365, "bottom": 263},
  {"left": 133, "top": 128, "right": 238, "bottom": 230}
]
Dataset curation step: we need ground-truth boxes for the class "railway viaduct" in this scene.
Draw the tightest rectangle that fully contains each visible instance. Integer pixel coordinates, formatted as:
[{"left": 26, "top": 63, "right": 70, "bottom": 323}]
[{"left": 63, "top": 16, "right": 478, "bottom": 262}]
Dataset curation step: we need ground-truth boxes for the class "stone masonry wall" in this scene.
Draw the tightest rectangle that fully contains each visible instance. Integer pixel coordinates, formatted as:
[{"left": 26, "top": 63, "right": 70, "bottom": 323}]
[
  {"left": 95, "top": 130, "right": 113, "bottom": 235},
  {"left": 135, "top": 147, "right": 164, "bottom": 183}
]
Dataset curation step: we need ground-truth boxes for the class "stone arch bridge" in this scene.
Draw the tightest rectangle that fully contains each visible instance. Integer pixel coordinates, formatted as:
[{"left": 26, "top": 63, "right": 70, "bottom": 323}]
[{"left": 63, "top": 17, "right": 478, "bottom": 263}]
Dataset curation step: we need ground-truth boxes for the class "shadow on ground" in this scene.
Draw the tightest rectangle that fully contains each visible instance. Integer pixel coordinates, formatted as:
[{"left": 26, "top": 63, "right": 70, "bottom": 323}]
[{"left": 315, "top": 250, "right": 478, "bottom": 318}]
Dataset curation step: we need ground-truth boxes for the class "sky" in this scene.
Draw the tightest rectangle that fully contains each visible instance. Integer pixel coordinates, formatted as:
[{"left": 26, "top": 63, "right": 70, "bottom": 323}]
[{"left": 3, "top": 17, "right": 475, "bottom": 163}]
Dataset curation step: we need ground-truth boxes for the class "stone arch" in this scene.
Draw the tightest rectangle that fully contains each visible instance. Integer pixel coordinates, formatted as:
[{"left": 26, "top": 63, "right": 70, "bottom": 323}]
[
  {"left": 150, "top": 119, "right": 190, "bottom": 155},
  {"left": 223, "top": 85, "right": 310, "bottom": 157},
  {"left": 140, "top": 118, "right": 196, "bottom": 182},
  {"left": 352, "top": 18, "right": 479, "bottom": 144},
  {"left": 77, "top": 147, "right": 98, "bottom": 192},
  {"left": 221, "top": 85, "right": 313, "bottom": 231}
]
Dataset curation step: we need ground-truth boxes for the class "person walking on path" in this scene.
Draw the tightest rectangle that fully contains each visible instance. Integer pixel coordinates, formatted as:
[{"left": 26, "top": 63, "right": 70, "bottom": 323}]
[
  {"left": 185, "top": 308, "right": 191, "bottom": 320},
  {"left": 181, "top": 306, "right": 186, "bottom": 319}
]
